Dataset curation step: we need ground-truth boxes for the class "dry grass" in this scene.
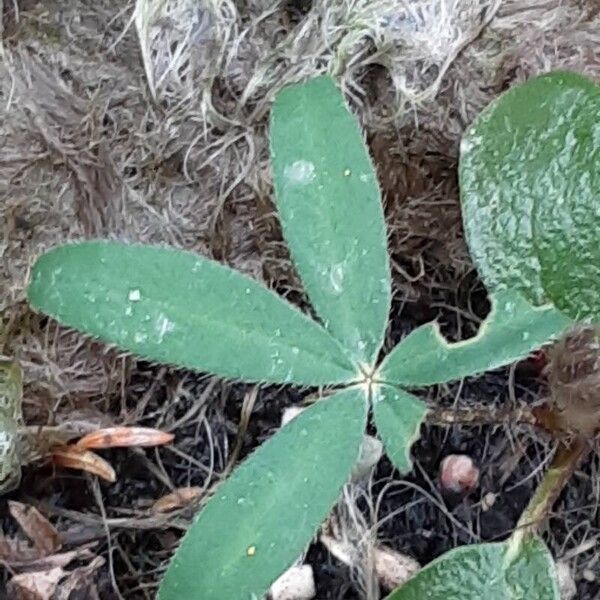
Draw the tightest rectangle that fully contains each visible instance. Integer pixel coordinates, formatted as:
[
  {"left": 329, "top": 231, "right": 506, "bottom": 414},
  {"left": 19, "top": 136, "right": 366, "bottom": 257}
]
[{"left": 1, "top": 0, "right": 600, "bottom": 596}]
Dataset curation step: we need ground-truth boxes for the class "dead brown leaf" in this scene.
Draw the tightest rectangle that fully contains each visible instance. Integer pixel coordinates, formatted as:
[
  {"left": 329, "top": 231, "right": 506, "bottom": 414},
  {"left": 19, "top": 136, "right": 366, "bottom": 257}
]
[
  {"left": 8, "top": 567, "right": 64, "bottom": 600},
  {"left": 151, "top": 486, "right": 202, "bottom": 513},
  {"left": 76, "top": 426, "right": 174, "bottom": 450},
  {"left": 0, "top": 533, "right": 41, "bottom": 563},
  {"left": 8, "top": 502, "right": 61, "bottom": 556},
  {"left": 51, "top": 446, "right": 116, "bottom": 482},
  {"left": 12, "top": 551, "right": 79, "bottom": 572},
  {"left": 7, "top": 545, "right": 97, "bottom": 571},
  {"left": 53, "top": 555, "right": 105, "bottom": 600}
]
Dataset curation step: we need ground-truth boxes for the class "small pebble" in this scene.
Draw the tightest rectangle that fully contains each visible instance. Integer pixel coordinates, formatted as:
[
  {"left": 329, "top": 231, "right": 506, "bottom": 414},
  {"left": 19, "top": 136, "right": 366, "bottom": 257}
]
[
  {"left": 481, "top": 492, "right": 496, "bottom": 511},
  {"left": 439, "top": 454, "right": 479, "bottom": 495},
  {"left": 269, "top": 564, "right": 315, "bottom": 600},
  {"left": 583, "top": 569, "right": 596, "bottom": 582},
  {"left": 281, "top": 406, "right": 306, "bottom": 427},
  {"left": 351, "top": 435, "right": 383, "bottom": 480},
  {"left": 374, "top": 545, "right": 420, "bottom": 591}
]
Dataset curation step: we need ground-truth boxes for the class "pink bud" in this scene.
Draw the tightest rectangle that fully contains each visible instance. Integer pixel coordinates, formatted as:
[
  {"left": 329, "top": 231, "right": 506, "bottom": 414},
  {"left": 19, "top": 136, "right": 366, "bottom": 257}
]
[{"left": 439, "top": 454, "right": 479, "bottom": 494}]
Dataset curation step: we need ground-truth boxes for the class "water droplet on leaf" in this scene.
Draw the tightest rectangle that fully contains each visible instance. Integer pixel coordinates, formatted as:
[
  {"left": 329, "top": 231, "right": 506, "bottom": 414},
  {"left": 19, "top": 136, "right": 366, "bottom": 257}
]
[{"left": 284, "top": 160, "right": 315, "bottom": 185}]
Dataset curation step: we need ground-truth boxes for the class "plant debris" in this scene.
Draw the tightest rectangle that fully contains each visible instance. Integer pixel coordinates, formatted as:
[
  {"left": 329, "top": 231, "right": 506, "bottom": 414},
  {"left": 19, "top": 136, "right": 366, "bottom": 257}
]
[
  {"left": 8, "top": 501, "right": 61, "bottom": 556},
  {"left": 50, "top": 447, "right": 116, "bottom": 483},
  {"left": 76, "top": 427, "right": 175, "bottom": 450},
  {"left": 151, "top": 486, "right": 202, "bottom": 514}
]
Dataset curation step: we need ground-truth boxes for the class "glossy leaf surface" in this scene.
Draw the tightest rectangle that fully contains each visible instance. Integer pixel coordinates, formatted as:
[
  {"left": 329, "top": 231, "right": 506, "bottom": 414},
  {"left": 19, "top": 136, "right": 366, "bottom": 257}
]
[
  {"left": 379, "top": 290, "right": 570, "bottom": 387},
  {"left": 158, "top": 388, "right": 367, "bottom": 600},
  {"left": 460, "top": 71, "right": 600, "bottom": 322},
  {"left": 271, "top": 76, "right": 390, "bottom": 365},
  {"left": 28, "top": 242, "right": 356, "bottom": 385},
  {"left": 385, "top": 537, "right": 558, "bottom": 600}
]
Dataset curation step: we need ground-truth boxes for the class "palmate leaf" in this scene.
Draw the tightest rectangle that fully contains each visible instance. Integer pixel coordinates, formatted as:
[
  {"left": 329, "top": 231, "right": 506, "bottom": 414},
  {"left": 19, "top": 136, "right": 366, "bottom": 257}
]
[
  {"left": 378, "top": 290, "right": 570, "bottom": 387},
  {"left": 158, "top": 388, "right": 368, "bottom": 600},
  {"left": 372, "top": 386, "right": 427, "bottom": 474},
  {"left": 27, "top": 242, "right": 357, "bottom": 386},
  {"left": 460, "top": 71, "right": 600, "bottom": 323},
  {"left": 271, "top": 76, "right": 390, "bottom": 365},
  {"left": 385, "top": 537, "right": 559, "bottom": 600}
]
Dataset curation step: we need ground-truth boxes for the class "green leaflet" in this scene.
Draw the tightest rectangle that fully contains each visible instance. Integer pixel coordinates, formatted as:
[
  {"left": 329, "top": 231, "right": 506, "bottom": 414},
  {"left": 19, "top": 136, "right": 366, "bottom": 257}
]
[
  {"left": 28, "top": 242, "right": 357, "bottom": 386},
  {"left": 378, "top": 290, "right": 570, "bottom": 387},
  {"left": 385, "top": 537, "right": 559, "bottom": 600},
  {"left": 0, "top": 361, "right": 22, "bottom": 493},
  {"left": 271, "top": 76, "right": 390, "bottom": 365},
  {"left": 372, "top": 385, "right": 427, "bottom": 474},
  {"left": 460, "top": 71, "right": 600, "bottom": 323},
  {"left": 158, "top": 388, "right": 367, "bottom": 600}
]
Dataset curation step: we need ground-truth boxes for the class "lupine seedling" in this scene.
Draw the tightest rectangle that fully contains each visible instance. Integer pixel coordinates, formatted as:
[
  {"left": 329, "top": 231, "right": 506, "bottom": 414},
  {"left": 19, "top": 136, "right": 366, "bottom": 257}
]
[{"left": 27, "top": 76, "right": 573, "bottom": 599}]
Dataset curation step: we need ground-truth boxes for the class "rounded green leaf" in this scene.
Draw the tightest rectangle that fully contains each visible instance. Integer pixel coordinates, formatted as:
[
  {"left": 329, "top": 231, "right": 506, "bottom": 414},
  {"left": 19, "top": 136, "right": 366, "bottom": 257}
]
[
  {"left": 270, "top": 76, "right": 391, "bottom": 365},
  {"left": 372, "top": 385, "right": 427, "bottom": 474},
  {"left": 28, "top": 242, "right": 357, "bottom": 385},
  {"left": 158, "top": 388, "right": 368, "bottom": 600},
  {"left": 378, "top": 290, "right": 570, "bottom": 387},
  {"left": 460, "top": 71, "right": 600, "bottom": 322},
  {"left": 385, "top": 537, "right": 559, "bottom": 600}
]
